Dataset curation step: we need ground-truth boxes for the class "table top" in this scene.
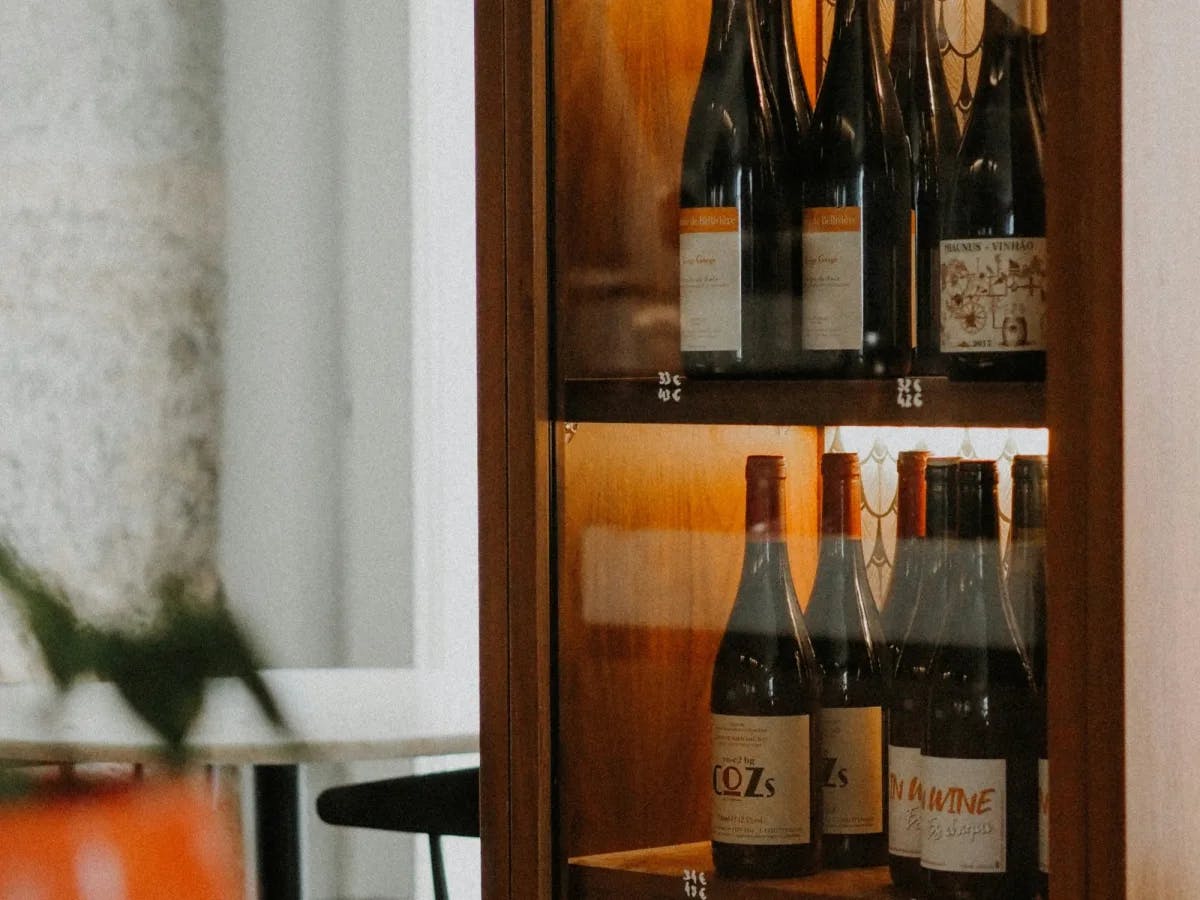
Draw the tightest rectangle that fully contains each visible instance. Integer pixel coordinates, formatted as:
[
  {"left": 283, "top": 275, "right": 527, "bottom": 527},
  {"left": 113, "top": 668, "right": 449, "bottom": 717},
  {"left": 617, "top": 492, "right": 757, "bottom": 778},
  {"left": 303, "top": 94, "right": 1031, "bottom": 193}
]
[{"left": 0, "top": 668, "right": 480, "bottom": 765}]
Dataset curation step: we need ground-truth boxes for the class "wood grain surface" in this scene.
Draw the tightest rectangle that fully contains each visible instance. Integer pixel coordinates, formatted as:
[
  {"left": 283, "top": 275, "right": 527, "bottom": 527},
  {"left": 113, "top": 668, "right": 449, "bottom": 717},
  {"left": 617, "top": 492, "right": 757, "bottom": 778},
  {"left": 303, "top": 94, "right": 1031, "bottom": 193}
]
[
  {"left": 569, "top": 842, "right": 892, "bottom": 899},
  {"left": 557, "top": 424, "right": 821, "bottom": 863}
]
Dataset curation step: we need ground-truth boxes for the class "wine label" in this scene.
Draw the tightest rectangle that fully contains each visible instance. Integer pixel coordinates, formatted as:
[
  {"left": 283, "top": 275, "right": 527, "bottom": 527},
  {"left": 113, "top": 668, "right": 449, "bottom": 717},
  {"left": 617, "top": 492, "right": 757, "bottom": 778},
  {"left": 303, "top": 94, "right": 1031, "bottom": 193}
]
[
  {"left": 888, "top": 744, "right": 924, "bottom": 858},
  {"left": 711, "top": 714, "right": 812, "bottom": 845},
  {"left": 801, "top": 207, "right": 863, "bottom": 351},
  {"left": 939, "top": 237, "right": 1047, "bottom": 353},
  {"left": 819, "top": 706, "right": 883, "bottom": 835},
  {"left": 920, "top": 756, "right": 1007, "bottom": 874},
  {"left": 990, "top": 0, "right": 1048, "bottom": 34},
  {"left": 1038, "top": 757, "right": 1049, "bottom": 874},
  {"left": 680, "top": 207, "right": 742, "bottom": 353}
]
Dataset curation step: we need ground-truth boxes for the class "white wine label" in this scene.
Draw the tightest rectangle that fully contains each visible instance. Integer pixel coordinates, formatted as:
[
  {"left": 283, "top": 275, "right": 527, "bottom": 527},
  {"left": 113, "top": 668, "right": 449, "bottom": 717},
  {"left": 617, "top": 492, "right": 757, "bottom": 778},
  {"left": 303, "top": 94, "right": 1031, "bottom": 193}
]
[
  {"left": 990, "top": 0, "right": 1048, "bottom": 34},
  {"left": 939, "top": 236, "right": 1047, "bottom": 353},
  {"left": 888, "top": 744, "right": 924, "bottom": 858},
  {"left": 1038, "top": 757, "right": 1050, "bottom": 874},
  {"left": 712, "top": 714, "right": 812, "bottom": 846},
  {"left": 820, "top": 706, "right": 884, "bottom": 835},
  {"left": 921, "top": 756, "right": 1007, "bottom": 874},
  {"left": 680, "top": 207, "right": 741, "bottom": 353},
  {"left": 801, "top": 207, "right": 864, "bottom": 351}
]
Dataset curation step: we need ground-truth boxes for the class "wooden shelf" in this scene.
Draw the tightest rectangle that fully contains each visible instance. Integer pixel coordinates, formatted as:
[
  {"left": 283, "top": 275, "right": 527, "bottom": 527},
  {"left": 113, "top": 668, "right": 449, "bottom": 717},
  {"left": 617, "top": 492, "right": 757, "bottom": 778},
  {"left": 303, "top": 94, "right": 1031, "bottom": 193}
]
[
  {"left": 562, "top": 377, "right": 1044, "bottom": 427},
  {"left": 568, "top": 842, "right": 894, "bottom": 899}
]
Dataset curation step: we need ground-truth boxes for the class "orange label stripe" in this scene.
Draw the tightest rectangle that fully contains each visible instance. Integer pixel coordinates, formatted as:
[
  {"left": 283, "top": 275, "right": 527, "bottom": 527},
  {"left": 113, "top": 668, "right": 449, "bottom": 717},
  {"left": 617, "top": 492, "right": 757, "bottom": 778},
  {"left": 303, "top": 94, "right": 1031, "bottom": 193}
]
[
  {"left": 803, "top": 207, "right": 862, "bottom": 233},
  {"left": 680, "top": 206, "right": 739, "bottom": 233}
]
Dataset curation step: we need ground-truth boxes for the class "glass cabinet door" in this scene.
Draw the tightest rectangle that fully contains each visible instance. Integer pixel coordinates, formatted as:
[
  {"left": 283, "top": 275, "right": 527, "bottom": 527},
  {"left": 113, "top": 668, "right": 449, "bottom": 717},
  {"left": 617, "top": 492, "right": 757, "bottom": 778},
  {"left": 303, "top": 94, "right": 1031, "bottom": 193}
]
[{"left": 475, "top": 0, "right": 1127, "bottom": 896}]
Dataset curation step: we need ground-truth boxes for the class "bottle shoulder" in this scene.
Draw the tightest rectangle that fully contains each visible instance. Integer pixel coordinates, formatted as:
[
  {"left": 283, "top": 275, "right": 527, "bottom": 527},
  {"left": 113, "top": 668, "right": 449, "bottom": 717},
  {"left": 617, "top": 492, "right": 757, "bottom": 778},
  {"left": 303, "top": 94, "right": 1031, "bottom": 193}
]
[{"left": 712, "top": 631, "right": 822, "bottom": 715}]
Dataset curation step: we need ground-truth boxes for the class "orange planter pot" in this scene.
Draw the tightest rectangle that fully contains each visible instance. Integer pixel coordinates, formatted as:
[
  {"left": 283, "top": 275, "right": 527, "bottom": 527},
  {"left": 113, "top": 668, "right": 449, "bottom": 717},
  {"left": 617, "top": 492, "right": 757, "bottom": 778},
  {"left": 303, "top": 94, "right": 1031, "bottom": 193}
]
[{"left": 0, "top": 778, "right": 242, "bottom": 899}]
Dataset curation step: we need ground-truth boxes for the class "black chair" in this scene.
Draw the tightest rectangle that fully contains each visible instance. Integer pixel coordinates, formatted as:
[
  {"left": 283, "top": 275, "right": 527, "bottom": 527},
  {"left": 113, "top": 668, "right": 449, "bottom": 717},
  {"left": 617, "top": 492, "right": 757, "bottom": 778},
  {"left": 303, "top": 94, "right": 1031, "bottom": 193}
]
[{"left": 316, "top": 767, "right": 480, "bottom": 900}]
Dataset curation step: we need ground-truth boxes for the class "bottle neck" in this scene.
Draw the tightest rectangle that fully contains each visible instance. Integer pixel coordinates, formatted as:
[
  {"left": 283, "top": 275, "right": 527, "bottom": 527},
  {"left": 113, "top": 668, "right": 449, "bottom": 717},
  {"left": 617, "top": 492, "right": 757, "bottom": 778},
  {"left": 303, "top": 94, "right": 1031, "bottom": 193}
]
[
  {"left": 830, "top": 0, "right": 885, "bottom": 60},
  {"left": 703, "top": 0, "right": 779, "bottom": 144},
  {"left": 821, "top": 474, "right": 863, "bottom": 539},
  {"left": 977, "top": 0, "right": 1037, "bottom": 111},
  {"left": 925, "top": 480, "right": 955, "bottom": 539},
  {"left": 891, "top": 0, "right": 939, "bottom": 72},
  {"left": 896, "top": 475, "right": 926, "bottom": 541},
  {"left": 745, "top": 472, "right": 786, "bottom": 542},
  {"left": 1010, "top": 474, "right": 1047, "bottom": 533},
  {"left": 944, "top": 477, "right": 1021, "bottom": 653},
  {"left": 707, "top": 0, "right": 748, "bottom": 54},
  {"left": 758, "top": 0, "right": 812, "bottom": 133},
  {"left": 706, "top": 0, "right": 768, "bottom": 75}
]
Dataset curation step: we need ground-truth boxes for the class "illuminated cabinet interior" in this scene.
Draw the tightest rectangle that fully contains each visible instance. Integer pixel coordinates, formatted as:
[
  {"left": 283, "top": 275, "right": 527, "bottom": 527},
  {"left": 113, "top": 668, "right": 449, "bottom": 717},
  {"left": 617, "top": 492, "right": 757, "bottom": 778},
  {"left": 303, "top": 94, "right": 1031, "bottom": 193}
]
[{"left": 476, "top": 0, "right": 1142, "bottom": 897}]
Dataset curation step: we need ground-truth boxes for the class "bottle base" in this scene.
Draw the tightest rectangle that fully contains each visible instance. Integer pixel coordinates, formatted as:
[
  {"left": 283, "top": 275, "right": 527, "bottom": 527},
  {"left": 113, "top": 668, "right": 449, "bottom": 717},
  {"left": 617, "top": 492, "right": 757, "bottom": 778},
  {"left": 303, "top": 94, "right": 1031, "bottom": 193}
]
[
  {"left": 822, "top": 833, "right": 887, "bottom": 869},
  {"left": 946, "top": 350, "right": 1045, "bottom": 382},
  {"left": 924, "top": 867, "right": 1033, "bottom": 900},
  {"left": 711, "top": 840, "right": 821, "bottom": 879},
  {"left": 889, "top": 854, "right": 924, "bottom": 895}
]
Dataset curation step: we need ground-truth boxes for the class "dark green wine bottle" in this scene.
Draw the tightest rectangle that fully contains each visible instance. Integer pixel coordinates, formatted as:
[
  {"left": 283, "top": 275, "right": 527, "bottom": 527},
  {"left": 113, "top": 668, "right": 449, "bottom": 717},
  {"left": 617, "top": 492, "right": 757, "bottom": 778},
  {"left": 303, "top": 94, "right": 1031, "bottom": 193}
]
[
  {"left": 805, "top": 452, "right": 889, "bottom": 868},
  {"left": 887, "top": 457, "right": 958, "bottom": 891},
  {"left": 711, "top": 456, "right": 822, "bottom": 878},
  {"left": 890, "top": 0, "right": 960, "bottom": 375},
  {"left": 680, "top": 0, "right": 799, "bottom": 377},
  {"left": 798, "top": 0, "right": 912, "bottom": 377},
  {"left": 922, "top": 460, "right": 1038, "bottom": 899},
  {"left": 940, "top": 0, "right": 1046, "bottom": 381}
]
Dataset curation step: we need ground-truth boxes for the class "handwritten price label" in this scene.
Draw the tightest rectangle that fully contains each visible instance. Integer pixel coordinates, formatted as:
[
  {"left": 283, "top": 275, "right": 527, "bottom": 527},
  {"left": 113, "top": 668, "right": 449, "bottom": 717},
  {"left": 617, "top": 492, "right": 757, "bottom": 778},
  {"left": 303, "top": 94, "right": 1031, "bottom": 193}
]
[
  {"left": 682, "top": 869, "right": 708, "bottom": 898},
  {"left": 657, "top": 371, "right": 684, "bottom": 404},
  {"left": 896, "top": 377, "right": 924, "bottom": 410}
]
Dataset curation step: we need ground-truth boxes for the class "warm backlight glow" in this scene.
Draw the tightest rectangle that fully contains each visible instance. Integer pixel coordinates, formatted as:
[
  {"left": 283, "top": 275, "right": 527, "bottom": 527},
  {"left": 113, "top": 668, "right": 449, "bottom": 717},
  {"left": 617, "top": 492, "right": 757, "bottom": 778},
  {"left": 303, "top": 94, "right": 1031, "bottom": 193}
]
[{"left": 826, "top": 426, "right": 1051, "bottom": 605}]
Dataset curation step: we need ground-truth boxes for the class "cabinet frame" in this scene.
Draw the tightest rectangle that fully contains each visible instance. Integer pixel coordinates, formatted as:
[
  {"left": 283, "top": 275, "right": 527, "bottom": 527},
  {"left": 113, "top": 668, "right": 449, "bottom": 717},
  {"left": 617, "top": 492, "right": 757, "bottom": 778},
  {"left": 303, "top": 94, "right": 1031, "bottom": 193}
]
[{"left": 475, "top": 0, "right": 1124, "bottom": 896}]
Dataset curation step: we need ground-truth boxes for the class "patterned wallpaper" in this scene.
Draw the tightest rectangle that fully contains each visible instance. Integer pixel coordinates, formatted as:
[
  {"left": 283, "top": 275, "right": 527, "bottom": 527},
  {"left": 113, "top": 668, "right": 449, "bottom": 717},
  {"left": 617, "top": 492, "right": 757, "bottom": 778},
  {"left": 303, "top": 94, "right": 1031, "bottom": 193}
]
[
  {"left": 825, "top": 426, "right": 1050, "bottom": 606},
  {"left": 820, "top": 0, "right": 987, "bottom": 129}
]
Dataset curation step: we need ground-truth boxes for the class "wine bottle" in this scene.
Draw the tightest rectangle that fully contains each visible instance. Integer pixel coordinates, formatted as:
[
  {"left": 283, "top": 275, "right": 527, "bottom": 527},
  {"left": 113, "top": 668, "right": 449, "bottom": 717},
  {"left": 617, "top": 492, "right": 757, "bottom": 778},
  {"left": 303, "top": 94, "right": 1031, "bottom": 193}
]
[
  {"left": 711, "top": 455, "right": 822, "bottom": 877},
  {"left": 939, "top": 0, "right": 1046, "bottom": 381},
  {"left": 890, "top": 0, "right": 960, "bottom": 375},
  {"left": 1007, "top": 455, "right": 1047, "bottom": 687},
  {"left": 1028, "top": 0, "right": 1047, "bottom": 131},
  {"left": 1008, "top": 454, "right": 1049, "bottom": 899},
  {"left": 923, "top": 460, "right": 1038, "bottom": 899},
  {"left": 881, "top": 450, "right": 929, "bottom": 657},
  {"left": 759, "top": 0, "right": 813, "bottom": 157},
  {"left": 680, "top": 0, "right": 799, "bottom": 377},
  {"left": 805, "top": 452, "right": 889, "bottom": 868},
  {"left": 887, "top": 456, "right": 958, "bottom": 891},
  {"left": 798, "top": 0, "right": 912, "bottom": 377},
  {"left": 1030, "top": 32, "right": 1047, "bottom": 131}
]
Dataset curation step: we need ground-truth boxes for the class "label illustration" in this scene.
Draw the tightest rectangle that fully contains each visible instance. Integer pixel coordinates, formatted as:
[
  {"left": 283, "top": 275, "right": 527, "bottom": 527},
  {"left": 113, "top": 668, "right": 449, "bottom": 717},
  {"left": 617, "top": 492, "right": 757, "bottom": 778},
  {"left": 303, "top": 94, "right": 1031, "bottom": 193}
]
[
  {"left": 711, "top": 714, "right": 811, "bottom": 845},
  {"left": 888, "top": 744, "right": 924, "bottom": 858},
  {"left": 1039, "top": 757, "right": 1049, "bottom": 874},
  {"left": 680, "top": 206, "right": 741, "bottom": 353},
  {"left": 820, "top": 705, "right": 884, "bottom": 835},
  {"left": 801, "top": 207, "right": 864, "bottom": 351},
  {"left": 921, "top": 756, "right": 1007, "bottom": 874},
  {"left": 939, "top": 237, "right": 1047, "bottom": 353}
]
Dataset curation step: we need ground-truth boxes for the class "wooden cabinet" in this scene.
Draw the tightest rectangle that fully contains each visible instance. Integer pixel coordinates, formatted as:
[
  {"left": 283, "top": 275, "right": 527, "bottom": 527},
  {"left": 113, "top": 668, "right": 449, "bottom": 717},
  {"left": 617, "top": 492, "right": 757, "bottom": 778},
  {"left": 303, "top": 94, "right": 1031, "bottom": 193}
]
[{"left": 476, "top": 0, "right": 1136, "bottom": 897}]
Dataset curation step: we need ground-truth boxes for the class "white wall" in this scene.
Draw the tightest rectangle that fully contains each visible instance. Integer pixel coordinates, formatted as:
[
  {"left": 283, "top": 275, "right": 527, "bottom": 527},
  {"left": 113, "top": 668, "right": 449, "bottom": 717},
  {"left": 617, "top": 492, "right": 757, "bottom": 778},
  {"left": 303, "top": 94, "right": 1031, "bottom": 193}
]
[
  {"left": 1123, "top": 3, "right": 1200, "bottom": 897},
  {"left": 0, "top": 1, "right": 478, "bottom": 894},
  {"left": 220, "top": 2, "right": 479, "bottom": 898}
]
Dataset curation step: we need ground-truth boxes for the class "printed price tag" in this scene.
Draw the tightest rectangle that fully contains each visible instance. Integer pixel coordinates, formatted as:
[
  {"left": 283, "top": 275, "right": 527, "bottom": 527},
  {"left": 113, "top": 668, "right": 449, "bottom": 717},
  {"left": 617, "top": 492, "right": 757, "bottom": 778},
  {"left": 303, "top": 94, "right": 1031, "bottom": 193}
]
[
  {"left": 657, "top": 372, "right": 685, "bottom": 404},
  {"left": 896, "top": 378, "right": 924, "bottom": 410},
  {"left": 681, "top": 869, "right": 708, "bottom": 899}
]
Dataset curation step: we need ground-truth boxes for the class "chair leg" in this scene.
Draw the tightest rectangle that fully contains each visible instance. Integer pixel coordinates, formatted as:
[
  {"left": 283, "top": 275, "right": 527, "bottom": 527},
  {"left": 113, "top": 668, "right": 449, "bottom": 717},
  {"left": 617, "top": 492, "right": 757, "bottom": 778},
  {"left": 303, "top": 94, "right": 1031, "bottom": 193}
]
[{"left": 429, "top": 833, "right": 449, "bottom": 900}]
